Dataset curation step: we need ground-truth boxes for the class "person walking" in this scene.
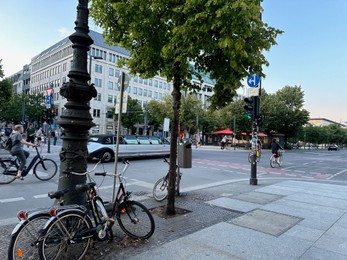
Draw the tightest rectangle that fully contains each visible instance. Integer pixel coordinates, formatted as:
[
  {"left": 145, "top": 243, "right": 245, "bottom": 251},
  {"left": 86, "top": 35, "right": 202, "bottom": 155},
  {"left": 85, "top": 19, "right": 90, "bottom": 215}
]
[
  {"left": 10, "top": 125, "right": 37, "bottom": 180},
  {"left": 26, "top": 123, "right": 35, "bottom": 148},
  {"left": 36, "top": 127, "right": 43, "bottom": 146}
]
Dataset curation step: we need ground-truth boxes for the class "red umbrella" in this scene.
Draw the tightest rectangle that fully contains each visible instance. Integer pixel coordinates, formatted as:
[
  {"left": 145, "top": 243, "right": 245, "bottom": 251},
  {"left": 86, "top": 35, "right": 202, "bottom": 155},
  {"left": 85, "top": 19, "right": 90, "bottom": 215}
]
[
  {"left": 213, "top": 128, "right": 234, "bottom": 135},
  {"left": 249, "top": 132, "right": 267, "bottom": 137}
]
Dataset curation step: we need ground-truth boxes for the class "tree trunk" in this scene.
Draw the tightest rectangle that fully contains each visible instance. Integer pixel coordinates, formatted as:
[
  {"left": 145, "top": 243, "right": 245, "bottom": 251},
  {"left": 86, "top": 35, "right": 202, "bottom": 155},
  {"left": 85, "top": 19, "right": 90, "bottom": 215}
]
[{"left": 166, "top": 61, "right": 181, "bottom": 215}]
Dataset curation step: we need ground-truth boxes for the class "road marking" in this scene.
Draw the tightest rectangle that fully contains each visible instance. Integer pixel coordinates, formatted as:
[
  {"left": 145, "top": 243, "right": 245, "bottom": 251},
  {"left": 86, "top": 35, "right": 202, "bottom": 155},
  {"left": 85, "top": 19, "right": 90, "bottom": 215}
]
[
  {"left": 0, "top": 197, "right": 25, "bottom": 203},
  {"left": 328, "top": 168, "right": 347, "bottom": 180},
  {"left": 34, "top": 194, "right": 48, "bottom": 199}
]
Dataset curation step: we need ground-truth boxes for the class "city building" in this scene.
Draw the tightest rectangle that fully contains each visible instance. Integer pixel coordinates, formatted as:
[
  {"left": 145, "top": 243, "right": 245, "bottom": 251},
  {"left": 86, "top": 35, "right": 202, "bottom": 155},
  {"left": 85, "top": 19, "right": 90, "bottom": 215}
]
[
  {"left": 15, "top": 30, "right": 214, "bottom": 134},
  {"left": 308, "top": 118, "right": 347, "bottom": 128}
]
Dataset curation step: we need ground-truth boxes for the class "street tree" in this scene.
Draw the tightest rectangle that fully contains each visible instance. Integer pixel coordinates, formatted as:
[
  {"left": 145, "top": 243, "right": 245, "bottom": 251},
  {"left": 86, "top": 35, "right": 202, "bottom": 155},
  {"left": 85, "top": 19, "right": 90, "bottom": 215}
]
[
  {"left": 121, "top": 96, "right": 144, "bottom": 134},
  {"left": 0, "top": 78, "right": 13, "bottom": 120},
  {"left": 147, "top": 97, "right": 172, "bottom": 132},
  {"left": 90, "top": 0, "right": 281, "bottom": 215},
  {"left": 0, "top": 59, "right": 4, "bottom": 78},
  {"left": 261, "top": 86, "right": 309, "bottom": 141}
]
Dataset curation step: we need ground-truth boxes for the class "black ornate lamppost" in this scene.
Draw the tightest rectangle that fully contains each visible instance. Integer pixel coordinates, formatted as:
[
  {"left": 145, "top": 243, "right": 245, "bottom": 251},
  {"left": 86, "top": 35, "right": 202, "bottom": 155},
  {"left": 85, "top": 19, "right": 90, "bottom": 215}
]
[{"left": 56, "top": 0, "right": 97, "bottom": 205}]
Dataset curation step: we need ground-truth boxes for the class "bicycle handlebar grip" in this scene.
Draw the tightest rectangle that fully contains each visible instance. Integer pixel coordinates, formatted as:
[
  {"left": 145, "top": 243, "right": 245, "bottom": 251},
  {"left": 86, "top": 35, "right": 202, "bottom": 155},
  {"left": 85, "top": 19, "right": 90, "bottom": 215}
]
[{"left": 95, "top": 172, "right": 107, "bottom": 176}]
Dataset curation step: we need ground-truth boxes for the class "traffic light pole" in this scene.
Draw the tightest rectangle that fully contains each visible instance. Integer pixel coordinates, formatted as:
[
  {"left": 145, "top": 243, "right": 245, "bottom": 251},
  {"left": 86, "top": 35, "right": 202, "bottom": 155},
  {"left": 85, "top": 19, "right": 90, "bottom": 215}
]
[{"left": 250, "top": 95, "right": 259, "bottom": 185}]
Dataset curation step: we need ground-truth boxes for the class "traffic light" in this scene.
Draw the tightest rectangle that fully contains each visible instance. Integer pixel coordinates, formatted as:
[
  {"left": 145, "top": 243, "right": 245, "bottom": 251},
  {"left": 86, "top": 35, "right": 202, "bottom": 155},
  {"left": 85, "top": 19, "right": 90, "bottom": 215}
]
[
  {"left": 51, "top": 108, "right": 57, "bottom": 117},
  {"left": 243, "top": 97, "right": 255, "bottom": 120}
]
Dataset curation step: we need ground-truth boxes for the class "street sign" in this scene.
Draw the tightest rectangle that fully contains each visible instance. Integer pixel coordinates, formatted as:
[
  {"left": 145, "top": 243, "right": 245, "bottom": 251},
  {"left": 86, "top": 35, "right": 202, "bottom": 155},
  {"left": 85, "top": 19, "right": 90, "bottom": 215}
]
[
  {"left": 46, "top": 96, "right": 52, "bottom": 104},
  {"left": 248, "top": 87, "right": 260, "bottom": 97},
  {"left": 115, "top": 92, "right": 128, "bottom": 114},
  {"left": 247, "top": 74, "right": 260, "bottom": 87}
]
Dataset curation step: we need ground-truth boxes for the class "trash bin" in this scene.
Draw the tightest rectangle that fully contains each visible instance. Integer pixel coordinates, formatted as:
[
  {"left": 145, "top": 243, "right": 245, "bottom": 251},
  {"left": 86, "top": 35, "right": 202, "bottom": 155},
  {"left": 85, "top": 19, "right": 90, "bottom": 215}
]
[{"left": 178, "top": 142, "right": 192, "bottom": 168}]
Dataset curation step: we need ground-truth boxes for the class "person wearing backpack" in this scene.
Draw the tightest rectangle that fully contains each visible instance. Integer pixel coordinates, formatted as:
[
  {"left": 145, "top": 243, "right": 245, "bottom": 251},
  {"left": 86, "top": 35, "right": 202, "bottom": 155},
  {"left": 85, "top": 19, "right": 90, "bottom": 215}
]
[{"left": 10, "top": 125, "right": 37, "bottom": 180}]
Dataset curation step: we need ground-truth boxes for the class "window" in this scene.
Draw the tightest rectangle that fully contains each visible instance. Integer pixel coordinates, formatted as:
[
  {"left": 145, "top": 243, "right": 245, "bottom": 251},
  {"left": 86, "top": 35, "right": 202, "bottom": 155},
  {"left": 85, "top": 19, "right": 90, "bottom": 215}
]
[
  {"left": 115, "top": 69, "right": 120, "bottom": 77},
  {"left": 93, "top": 109, "right": 101, "bottom": 117},
  {"left": 139, "top": 77, "right": 143, "bottom": 84},
  {"left": 143, "top": 89, "right": 147, "bottom": 96},
  {"left": 143, "top": 79, "right": 148, "bottom": 85},
  {"left": 138, "top": 88, "right": 143, "bottom": 96},
  {"left": 148, "top": 90, "right": 152, "bottom": 97},
  {"left": 108, "top": 95, "right": 113, "bottom": 103},
  {"left": 159, "top": 93, "right": 163, "bottom": 99},
  {"left": 94, "top": 93, "right": 101, "bottom": 101},
  {"left": 134, "top": 75, "right": 138, "bottom": 83},
  {"left": 106, "top": 111, "right": 113, "bottom": 119},
  {"left": 109, "top": 68, "right": 114, "bottom": 76},
  {"left": 95, "top": 64, "right": 103, "bottom": 74},
  {"left": 154, "top": 80, "right": 158, "bottom": 88},
  {"left": 127, "top": 86, "right": 131, "bottom": 93},
  {"left": 108, "top": 81, "right": 113, "bottom": 90},
  {"left": 133, "top": 86, "right": 138, "bottom": 94},
  {"left": 95, "top": 78, "right": 102, "bottom": 87},
  {"left": 154, "top": 91, "right": 158, "bottom": 98},
  {"left": 159, "top": 82, "right": 163, "bottom": 89},
  {"left": 148, "top": 79, "right": 152, "bottom": 86}
]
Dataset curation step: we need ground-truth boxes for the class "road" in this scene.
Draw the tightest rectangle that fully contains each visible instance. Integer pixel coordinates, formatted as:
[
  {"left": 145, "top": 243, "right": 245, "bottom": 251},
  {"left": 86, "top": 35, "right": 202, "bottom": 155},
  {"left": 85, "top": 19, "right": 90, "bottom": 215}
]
[{"left": 1, "top": 147, "right": 347, "bottom": 225}]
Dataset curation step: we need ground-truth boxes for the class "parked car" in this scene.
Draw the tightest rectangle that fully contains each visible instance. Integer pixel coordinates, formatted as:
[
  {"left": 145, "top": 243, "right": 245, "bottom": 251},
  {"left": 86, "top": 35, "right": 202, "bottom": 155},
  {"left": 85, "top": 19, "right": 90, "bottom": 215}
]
[
  {"left": 328, "top": 145, "right": 339, "bottom": 151},
  {"left": 87, "top": 134, "right": 170, "bottom": 162}
]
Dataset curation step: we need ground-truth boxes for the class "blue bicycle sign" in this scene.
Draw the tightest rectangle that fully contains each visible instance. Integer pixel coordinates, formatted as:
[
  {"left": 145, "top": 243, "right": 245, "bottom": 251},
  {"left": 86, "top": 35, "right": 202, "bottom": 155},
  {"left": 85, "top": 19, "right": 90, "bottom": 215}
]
[{"left": 247, "top": 74, "right": 260, "bottom": 87}]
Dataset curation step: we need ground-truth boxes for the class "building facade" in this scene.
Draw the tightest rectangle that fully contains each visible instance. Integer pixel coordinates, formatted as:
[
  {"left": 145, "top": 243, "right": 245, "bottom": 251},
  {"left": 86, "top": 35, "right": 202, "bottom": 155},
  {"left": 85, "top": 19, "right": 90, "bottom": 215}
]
[{"left": 22, "top": 30, "right": 214, "bottom": 134}]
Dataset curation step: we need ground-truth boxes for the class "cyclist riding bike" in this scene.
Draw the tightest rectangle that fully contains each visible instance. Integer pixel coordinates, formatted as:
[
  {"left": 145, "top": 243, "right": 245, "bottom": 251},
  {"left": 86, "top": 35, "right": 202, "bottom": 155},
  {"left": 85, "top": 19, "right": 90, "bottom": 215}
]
[
  {"left": 271, "top": 138, "right": 283, "bottom": 158},
  {"left": 10, "top": 124, "right": 38, "bottom": 180}
]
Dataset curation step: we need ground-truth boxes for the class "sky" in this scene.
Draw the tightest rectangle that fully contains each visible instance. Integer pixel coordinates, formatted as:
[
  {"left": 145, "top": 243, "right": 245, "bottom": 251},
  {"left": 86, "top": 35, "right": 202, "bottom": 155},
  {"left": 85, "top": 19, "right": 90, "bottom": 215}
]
[{"left": 1, "top": 0, "right": 347, "bottom": 124}]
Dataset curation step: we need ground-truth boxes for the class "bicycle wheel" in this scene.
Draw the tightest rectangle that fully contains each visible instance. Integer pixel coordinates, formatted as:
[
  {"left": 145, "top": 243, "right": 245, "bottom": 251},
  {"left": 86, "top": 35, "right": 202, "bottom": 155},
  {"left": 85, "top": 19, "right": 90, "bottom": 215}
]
[
  {"left": 0, "top": 160, "right": 17, "bottom": 184},
  {"left": 8, "top": 211, "right": 50, "bottom": 260},
  {"left": 117, "top": 200, "right": 155, "bottom": 240},
  {"left": 34, "top": 159, "right": 57, "bottom": 181},
  {"left": 38, "top": 209, "right": 92, "bottom": 260},
  {"left": 270, "top": 155, "right": 276, "bottom": 168},
  {"left": 278, "top": 153, "right": 283, "bottom": 166},
  {"left": 153, "top": 176, "right": 168, "bottom": 202}
]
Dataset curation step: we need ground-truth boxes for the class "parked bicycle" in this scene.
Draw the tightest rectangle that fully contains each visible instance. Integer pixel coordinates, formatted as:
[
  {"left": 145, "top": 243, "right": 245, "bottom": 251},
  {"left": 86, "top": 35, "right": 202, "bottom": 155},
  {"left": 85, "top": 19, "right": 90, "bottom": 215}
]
[
  {"left": 270, "top": 151, "right": 283, "bottom": 168},
  {"left": 8, "top": 157, "right": 108, "bottom": 260},
  {"left": 8, "top": 189, "right": 69, "bottom": 260},
  {"left": 38, "top": 160, "right": 155, "bottom": 260},
  {"left": 0, "top": 146, "right": 57, "bottom": 184},
  {"left": 153, "top": 157, "right": 182, "bottom": 201}
]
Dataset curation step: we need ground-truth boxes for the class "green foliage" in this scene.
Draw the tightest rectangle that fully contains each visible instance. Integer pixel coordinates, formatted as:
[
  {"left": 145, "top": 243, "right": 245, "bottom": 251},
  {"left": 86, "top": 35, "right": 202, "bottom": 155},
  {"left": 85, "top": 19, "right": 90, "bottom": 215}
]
[
  {"left": 260, "top": 85, "right": 309, "bottom": 140},
  {"left": 147, "top": 97, "right": 172, "bottom": 131},
  {"left": 0, "top": 79, "right": 14, "bottom": 118},
  {"left": 121, "top": 97, "right": 144, "bottom": 133},
  {"left": 0, "top": 92, "right": 45, "bottom": 124},
  {"left": 0, "top": 59, "right": 4, "bottom": 79}
]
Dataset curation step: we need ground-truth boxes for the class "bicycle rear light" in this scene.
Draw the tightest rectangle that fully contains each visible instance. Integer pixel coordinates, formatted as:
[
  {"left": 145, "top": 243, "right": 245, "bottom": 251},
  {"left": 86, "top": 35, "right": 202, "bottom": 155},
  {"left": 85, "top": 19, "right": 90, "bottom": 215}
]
[
  {"left": 16, "top": 248, "right": 23, "bottom": 257},
  {"left": 17, "top": 211, "right": 28, "bottom": 220},
  {"left": 49, "top": 209, "right": 58, "bottom": 216}
]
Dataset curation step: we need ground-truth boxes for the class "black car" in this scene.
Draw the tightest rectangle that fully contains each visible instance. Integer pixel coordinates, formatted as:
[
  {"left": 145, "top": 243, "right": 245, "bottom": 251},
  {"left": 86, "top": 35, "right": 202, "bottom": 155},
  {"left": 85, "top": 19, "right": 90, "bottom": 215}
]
[{"left": 328, "top": 145, "right": 339, "bottom": 151}]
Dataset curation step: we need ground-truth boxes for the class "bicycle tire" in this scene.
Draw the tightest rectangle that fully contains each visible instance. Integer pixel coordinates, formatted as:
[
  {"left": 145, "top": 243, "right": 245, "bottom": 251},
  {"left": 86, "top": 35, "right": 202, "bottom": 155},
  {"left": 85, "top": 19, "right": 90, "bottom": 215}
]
[
  {"left": 153, "top": 176, "right": 168, "bottom": 202},
  {"left": 0, "top": 160, "right": 17, "bottom": 184},
  {"left": 34, "top": 159, "right": 57, "bottom": 181},
  {"left": 117, "top": 200, "right": 155, "bottom": 240},
  {"left": 8, "top": 211, "right": 50, "bottom": 260},
  {"left": 38, "top": 209, "right": 92, "bottom": 260},
  {"left": 270, "top": 155, "right": 276, "bottom": 168}
]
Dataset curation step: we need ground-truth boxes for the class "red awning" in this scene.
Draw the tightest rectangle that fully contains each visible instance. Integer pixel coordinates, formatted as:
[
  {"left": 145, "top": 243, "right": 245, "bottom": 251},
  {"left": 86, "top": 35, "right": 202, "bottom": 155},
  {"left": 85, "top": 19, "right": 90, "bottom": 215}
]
[
  {"left": 213, "top": 128, "right": 234, "bottom": 135},
  {"left": 249, "top": 132, "right": 267, "bottom": 137}
]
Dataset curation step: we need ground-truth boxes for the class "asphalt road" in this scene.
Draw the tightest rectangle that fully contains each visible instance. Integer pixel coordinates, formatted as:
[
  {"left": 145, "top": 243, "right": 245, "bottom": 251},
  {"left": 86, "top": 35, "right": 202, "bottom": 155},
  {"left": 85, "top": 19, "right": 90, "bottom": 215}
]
[{"left": 1, "top": 147, "right": 347, "bottom": 225}]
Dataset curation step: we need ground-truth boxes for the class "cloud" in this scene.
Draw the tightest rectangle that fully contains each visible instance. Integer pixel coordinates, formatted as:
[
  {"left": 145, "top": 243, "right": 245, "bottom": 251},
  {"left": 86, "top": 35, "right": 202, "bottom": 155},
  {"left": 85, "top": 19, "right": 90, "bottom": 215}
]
[{"left": 57, "top": 27, "right": 72, "bottom": 37}]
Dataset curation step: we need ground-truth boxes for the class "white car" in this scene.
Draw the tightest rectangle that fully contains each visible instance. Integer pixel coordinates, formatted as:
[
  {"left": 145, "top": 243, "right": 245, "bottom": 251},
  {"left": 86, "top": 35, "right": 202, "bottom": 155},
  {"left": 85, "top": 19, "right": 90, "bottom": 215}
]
[{"left": 87, "top": 135, "right": 170, "bottom": 162}]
